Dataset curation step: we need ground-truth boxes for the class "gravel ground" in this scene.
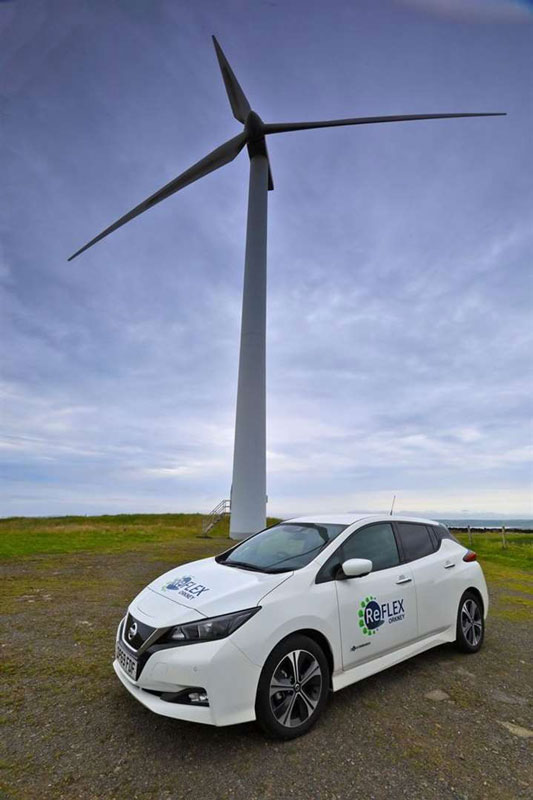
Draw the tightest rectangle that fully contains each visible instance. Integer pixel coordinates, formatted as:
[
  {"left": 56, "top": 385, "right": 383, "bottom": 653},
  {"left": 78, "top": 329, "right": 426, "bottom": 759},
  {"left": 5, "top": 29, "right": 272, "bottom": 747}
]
[{"left": 1, "top": 545, "right": 532, "bottom": 800}]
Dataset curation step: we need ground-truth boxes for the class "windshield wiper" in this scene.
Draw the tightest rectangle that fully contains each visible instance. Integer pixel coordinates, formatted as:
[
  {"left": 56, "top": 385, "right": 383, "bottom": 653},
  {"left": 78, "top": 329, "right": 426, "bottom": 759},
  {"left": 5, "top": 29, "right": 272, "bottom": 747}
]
[
  {"left": 223, "top": 560, "right": 268, "bottom": 573},
  {"left": 261, "top": 567, "right": 294, "bottom": 573},
  {"left": 226, "top": 561, "right": 294, "bottom": 574}
]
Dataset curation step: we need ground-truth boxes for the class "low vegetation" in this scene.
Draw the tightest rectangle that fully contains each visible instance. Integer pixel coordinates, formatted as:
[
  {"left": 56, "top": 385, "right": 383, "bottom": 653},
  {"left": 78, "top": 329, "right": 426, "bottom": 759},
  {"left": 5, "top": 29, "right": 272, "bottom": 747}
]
[
  {"left": 0, "top": 513, "right": 280, "bottom": 560},
  {"left": 0, "top": 513, "right": 530, "bottom": 566},
  {"left": 1, "top": 515, "right": 531, "bottom": 800},
  {"left": 453, "top": 529, "right": 532, "bottom": 572}
]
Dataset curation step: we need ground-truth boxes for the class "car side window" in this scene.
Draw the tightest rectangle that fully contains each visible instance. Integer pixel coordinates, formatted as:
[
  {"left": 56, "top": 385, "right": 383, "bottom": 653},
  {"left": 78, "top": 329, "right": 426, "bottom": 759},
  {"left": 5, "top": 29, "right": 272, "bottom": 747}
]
[
  {"left": 396, "top": 522, "right": 435, "bottom": 561},
  {"left": 341, "top": 523, "right": 400, "bottom": 571}
]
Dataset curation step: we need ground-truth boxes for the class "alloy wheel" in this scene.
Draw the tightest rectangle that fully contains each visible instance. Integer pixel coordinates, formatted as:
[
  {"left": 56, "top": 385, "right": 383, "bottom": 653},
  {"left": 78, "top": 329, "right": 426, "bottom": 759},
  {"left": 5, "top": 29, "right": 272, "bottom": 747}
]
[
  {"left": 461, "top": 598, "right": 483, "bottom": 647},
  {"left": 269, "top": 649, "right": 323, "bottom": 728}
]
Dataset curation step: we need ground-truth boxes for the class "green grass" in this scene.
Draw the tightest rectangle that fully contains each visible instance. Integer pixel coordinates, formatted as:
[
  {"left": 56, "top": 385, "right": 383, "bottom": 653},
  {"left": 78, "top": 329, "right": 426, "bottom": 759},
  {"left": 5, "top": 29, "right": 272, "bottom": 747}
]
[
  {"left": 0, "top": 515, "right": 530, "bottom": 574},
  {"left": 0, "top": 514, "right": 281, "bottom": 559},
  {"left": 449, "top": 529, "right": 532, "bottom": 621},
  {"left": 1, "top": 516, "right": 530, "bottom": 800},
  {"left": 452, "top": 529, "right": 532, "bottom": 572}
]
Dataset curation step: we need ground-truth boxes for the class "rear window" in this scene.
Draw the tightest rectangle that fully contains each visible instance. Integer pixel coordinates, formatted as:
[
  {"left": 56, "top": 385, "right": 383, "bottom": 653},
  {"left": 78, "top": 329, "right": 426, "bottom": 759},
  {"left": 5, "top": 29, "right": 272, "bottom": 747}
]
[
  {"left": 396, "top": 522, "right": 435, "bottom": 562},
  {"left": 432, "top": 524, "right": 459, "bottom": 544}
]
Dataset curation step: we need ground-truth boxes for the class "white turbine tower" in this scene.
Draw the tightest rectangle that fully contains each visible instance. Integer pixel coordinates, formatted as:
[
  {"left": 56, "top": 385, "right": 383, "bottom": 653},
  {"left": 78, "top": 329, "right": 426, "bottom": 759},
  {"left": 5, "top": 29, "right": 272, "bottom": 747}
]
[{"left": 69, "top": 37, "right": 505, "bottom": 540}]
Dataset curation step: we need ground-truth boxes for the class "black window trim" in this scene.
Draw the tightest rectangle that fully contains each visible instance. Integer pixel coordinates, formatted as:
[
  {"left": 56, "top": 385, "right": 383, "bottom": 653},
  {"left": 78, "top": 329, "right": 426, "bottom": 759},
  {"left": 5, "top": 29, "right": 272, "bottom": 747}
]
[
  {"left": 391, "top": 520, "right": 438, "bottom": 563},
  {"left": 315, "top": 521, "right": 402, "bottom": 584},
  {"left": 432, "top": 523, "right": 459, "bottom": 545},
  {"left": 427, "top": 524, "right": 441, "bottom": 551},
  {"left": 316, "top": 519, "right": 448, "bottom": 583}
]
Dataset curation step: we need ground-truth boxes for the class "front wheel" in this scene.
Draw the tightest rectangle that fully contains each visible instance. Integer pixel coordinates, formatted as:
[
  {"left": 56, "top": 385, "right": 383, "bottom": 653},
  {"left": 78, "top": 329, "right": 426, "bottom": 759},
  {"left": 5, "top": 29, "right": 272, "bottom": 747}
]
[
  {"left": 455, "top": 591, "right": 484, "bottom": 653},
  {"left": 255, "top": 634, "right": 330, "bottom": 740}
]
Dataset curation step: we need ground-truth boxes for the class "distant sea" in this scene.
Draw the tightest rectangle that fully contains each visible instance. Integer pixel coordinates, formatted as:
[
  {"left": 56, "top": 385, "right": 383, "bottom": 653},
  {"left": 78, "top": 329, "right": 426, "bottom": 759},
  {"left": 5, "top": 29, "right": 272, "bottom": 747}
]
[
  {"left": 438, "top": 519, "right": 533, "bottom": 531},
  {"left": 281, "top": 513, "right": 533, "bottom": 531}
]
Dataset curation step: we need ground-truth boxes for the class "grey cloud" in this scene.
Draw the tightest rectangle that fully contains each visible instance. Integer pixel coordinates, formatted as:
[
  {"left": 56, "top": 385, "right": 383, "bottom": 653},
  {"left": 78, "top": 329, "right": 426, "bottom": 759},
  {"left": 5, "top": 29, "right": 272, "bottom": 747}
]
[{"left": 1, "top": 0, "right": 531, "bottom": 517}]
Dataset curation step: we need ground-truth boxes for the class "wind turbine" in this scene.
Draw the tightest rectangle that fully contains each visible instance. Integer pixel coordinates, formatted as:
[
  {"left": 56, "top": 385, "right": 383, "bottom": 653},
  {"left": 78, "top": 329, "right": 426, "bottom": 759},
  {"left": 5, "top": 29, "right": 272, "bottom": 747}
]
[{"left": 69, "top": 37, "right": 505, "bottom": 540}]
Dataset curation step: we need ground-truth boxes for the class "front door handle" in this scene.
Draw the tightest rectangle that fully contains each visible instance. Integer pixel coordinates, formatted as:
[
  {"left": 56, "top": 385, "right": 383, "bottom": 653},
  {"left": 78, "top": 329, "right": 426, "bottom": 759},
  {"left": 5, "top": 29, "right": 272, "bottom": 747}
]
[
  {"left": 396, "top": 575, "right": 412, "bottom": 584},
  {"left": 444, "top": 561, "right": 456, "bottom": 569}
]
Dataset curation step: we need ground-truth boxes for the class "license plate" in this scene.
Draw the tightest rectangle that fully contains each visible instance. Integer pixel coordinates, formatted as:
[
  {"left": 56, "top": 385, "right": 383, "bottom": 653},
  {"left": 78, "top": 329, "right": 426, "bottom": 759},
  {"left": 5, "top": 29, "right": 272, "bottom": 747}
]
[{"left": 116, "top": 639, "right": 138, "bottom": 680}]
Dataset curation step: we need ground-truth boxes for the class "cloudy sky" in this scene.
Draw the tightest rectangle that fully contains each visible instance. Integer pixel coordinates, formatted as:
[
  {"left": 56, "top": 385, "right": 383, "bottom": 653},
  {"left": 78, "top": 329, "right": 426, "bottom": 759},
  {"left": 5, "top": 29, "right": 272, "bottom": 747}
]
[{"left": 1, "top": 0, "right": 532, "bottom": 519}]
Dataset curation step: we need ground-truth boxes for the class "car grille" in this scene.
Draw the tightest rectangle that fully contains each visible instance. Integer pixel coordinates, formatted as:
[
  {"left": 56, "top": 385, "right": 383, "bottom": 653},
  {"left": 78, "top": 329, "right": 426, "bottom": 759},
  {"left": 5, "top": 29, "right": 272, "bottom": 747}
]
[{"left": 123, "top": 612, "right": 156, "bottom": 651}]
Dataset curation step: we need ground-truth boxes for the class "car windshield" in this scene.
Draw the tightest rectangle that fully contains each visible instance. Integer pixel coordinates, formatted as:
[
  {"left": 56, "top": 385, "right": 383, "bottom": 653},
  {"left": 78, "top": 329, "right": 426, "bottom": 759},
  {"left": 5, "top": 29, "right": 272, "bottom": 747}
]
[{"left": 218, "top": 522, "right": 348, "bottom": 573}]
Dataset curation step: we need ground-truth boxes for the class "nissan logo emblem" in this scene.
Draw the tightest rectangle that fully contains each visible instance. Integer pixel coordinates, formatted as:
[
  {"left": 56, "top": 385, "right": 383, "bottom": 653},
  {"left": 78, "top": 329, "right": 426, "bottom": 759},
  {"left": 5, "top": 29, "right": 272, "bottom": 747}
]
[{"left": 127, "top": 622, "right": 138, "bottom": 641}]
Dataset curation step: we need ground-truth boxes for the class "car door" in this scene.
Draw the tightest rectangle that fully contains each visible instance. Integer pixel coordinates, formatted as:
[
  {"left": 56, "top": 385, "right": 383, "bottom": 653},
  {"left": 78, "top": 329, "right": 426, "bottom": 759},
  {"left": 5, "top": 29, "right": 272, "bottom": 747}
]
[
  {"left": 393, "top": 522, "right": 458, "bottom": 638},
  {"left": 332, "top": 522, "right": 418, "bottom": 671}
]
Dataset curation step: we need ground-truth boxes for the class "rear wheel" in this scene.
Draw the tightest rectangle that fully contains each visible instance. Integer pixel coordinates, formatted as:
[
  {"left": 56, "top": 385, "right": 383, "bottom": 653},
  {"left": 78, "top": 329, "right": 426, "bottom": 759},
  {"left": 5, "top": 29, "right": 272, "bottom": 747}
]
[
  {"left": 255, "top": 634, "right": 330, "bottom": 740},
  {"left": 455, "top": 591, "right": 484, "bottom": 653}
]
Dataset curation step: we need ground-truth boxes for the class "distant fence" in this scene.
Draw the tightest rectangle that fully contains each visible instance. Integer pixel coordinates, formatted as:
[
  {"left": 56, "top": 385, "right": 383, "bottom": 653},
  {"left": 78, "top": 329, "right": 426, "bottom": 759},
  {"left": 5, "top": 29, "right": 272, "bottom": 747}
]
[
  {"left": 449, "top": 527, "right": 532, "bottom": 532},
  {"left": 449, "top": 525, "right": 530, "bottom": 549}
]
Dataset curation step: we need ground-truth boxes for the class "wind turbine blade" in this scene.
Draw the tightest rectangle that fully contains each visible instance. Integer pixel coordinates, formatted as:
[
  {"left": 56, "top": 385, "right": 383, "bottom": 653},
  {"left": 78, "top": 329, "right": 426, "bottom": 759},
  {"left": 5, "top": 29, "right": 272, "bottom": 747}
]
[
  {"left": 264, "top": 112, "right": 506, "bottom": 135},
  {"left": 212, "top": 36, "right": 251, "bottom": 124},
  {"left": 263, "top": 139, "right": 274, "bottom": 191},
  {"left": 68, "top": 132, "right": 247, "bottom": 261}
]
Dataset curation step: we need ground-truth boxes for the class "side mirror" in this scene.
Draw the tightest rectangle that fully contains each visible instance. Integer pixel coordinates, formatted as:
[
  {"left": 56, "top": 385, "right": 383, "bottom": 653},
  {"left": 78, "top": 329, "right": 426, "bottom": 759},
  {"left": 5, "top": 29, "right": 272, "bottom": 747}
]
[{"left": 340, "top": 558, "right": 373, "bottom": 579}]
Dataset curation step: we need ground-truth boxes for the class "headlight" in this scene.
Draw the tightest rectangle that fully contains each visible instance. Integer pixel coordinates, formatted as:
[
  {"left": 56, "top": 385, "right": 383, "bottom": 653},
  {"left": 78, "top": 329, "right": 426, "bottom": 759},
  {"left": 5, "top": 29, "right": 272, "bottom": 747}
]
[{"left": 165, "top": 607, "right": 260, "bottom": 644}]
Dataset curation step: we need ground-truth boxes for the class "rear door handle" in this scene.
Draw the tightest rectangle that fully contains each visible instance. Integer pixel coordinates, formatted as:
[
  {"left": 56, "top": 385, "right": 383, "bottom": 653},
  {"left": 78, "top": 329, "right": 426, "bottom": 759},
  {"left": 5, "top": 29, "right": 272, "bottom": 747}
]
[
  {"left": 396, "top": 575, "right": 412, "bottom": 584},
  {"left": 444, "top": 561, "right": 455, "bottom": 569}
]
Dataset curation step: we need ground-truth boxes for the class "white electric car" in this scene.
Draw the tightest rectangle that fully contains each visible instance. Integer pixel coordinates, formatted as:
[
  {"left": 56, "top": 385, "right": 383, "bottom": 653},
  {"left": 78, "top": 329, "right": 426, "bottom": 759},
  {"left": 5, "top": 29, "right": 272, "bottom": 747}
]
[{"left": 114, "top": 514, "right": 488, "bottom": 739}]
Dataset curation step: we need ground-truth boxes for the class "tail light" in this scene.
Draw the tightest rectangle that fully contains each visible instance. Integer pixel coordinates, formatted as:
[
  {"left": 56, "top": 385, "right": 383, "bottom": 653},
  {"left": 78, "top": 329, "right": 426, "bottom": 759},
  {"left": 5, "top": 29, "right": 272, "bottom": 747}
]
[{"left": 463, "top": 550, "right": 477, "bottom": 562}]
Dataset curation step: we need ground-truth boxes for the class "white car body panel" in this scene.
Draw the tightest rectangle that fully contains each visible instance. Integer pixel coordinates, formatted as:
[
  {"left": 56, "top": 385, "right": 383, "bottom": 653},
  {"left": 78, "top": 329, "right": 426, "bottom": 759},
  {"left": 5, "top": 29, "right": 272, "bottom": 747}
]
[
  {"left": 409, "top": 538, "right": 465, "bottom": 637},
  {"left": 335, "top": 563, "right": 417, "bottom": 670},
  {"left": 132, "top": 587, "right": 205, "bottom": 627},
  {"left": 332, "top": 629, "right": 456, "bottom": 692},
  {"left": 147, "top": 557, "right": 293, "bottom": 617},
  {"left": 230, "top": 569, "right": 343, "bottom": 670},
  {"left": 114, "top": 514, "right": 489, "bottom": 727},
  {"left": 114, "top": 635, "right": 261, "bottom": 726}
]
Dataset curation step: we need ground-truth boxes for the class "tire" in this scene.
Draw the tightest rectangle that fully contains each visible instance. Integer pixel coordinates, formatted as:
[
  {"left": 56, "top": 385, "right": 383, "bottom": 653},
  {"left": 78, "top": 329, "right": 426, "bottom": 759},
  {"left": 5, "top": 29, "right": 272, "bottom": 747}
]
[
  {"left": 455, "top": 590, "right": 484, "bottom": 653},
  {"left": 255, "top": 634, "right": 330, "bottom": 740}
]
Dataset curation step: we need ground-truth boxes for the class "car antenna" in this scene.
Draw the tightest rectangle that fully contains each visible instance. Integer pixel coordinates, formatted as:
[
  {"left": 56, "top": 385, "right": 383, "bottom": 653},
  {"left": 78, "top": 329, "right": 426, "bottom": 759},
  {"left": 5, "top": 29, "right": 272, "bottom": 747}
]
[{"left": 389, "top": 495, "right": 396, "bottom": 516}]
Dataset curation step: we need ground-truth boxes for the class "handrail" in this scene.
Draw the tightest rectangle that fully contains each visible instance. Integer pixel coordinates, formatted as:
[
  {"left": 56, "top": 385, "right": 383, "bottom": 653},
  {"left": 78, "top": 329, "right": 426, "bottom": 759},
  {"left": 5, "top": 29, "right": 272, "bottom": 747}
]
[{"left": 200, "top": 499, "right": 231, "bottom": 538}]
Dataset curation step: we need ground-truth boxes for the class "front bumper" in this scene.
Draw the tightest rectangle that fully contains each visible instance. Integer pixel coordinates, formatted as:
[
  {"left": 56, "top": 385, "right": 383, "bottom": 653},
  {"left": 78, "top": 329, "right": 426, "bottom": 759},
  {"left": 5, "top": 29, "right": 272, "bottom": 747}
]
[{"left": 113, "top": 633, "right": 261, "bottom": 726}]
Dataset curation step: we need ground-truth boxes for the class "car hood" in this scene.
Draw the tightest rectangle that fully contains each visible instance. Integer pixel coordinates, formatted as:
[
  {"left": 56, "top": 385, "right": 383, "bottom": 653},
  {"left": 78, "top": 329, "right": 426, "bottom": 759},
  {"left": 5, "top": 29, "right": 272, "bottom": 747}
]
[
  {"left": 130, "top": 585, "right": 205, "bottom": 628},
  {"left": 146, "top": 556, "right": 293, "bottom": 618}
]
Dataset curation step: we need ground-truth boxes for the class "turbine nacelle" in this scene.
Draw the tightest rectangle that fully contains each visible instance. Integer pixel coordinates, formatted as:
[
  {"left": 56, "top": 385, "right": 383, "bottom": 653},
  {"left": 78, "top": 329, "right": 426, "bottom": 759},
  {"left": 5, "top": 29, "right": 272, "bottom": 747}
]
[
  {"left": 243, "top": 111, "right": 273, "bottom": 187},
  {"left": 244, "top": 111, "right": 265, "bottom": 142}
]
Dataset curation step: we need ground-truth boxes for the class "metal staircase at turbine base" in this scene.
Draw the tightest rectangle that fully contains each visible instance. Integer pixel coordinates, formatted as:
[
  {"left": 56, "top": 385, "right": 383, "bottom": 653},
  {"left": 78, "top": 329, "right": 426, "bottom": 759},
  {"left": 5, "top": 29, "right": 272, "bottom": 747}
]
[{"left": 200, "top": 499, "right": 231, "bottom": 538}]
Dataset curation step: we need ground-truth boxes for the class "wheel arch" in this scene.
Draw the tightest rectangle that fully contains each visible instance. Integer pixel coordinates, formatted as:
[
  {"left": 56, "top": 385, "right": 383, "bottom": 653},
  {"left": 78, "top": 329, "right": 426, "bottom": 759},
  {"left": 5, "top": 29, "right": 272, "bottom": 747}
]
[
  {"left": 274, "top": 628, "right": 335, "bottom": 688},
  {"left": 463, "top": 586, "right": 484, "bottom": 616}
]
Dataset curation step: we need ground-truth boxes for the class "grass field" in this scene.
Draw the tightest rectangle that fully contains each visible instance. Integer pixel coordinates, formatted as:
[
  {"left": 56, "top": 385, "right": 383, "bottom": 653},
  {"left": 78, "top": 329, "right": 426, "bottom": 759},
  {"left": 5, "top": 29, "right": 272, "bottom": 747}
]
[
  {"left": 1, "top": 514, "right": 531, "bottom": 800},
  {"left": 0, "top": 514, "right": 533, "bottom": 616},
  {"left": 0, "top": 514, "right": 530, "bottom": 627},
  {"left": 454, "top": 529, "right": 532, "bottom": 571},
  {"left": 0, "top": 513, "right": 530, "bottom": 568},
  {"left": 0, "top": 513, "right": 530, "bottom": 619},
  {"left": 0, "top": 513, "right": 232, "bottom": 559}
]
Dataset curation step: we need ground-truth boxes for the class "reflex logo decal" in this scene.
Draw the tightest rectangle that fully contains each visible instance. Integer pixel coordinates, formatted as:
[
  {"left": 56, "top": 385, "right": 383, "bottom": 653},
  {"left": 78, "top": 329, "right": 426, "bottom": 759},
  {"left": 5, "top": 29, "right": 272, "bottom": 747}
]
[
  {"left": 161, "top": 575, "right": 210, "bottom": 600},
  {"left": 358, "top": 595, "right": 405, "bottom": 636}
]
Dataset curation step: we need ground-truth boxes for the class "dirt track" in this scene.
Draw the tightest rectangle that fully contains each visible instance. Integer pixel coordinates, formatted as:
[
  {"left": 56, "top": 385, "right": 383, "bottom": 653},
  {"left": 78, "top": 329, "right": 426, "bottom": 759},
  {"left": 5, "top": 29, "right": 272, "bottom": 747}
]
[{"left": 1, "top": 545, "right": 532, "bottom": 800}]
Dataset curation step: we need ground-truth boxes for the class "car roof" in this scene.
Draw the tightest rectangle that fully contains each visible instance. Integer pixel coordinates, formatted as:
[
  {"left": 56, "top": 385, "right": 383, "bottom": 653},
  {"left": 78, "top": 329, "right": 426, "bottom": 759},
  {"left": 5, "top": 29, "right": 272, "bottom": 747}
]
[{"left": 284, "top": 513, "right": 440, "bottom": 527}]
